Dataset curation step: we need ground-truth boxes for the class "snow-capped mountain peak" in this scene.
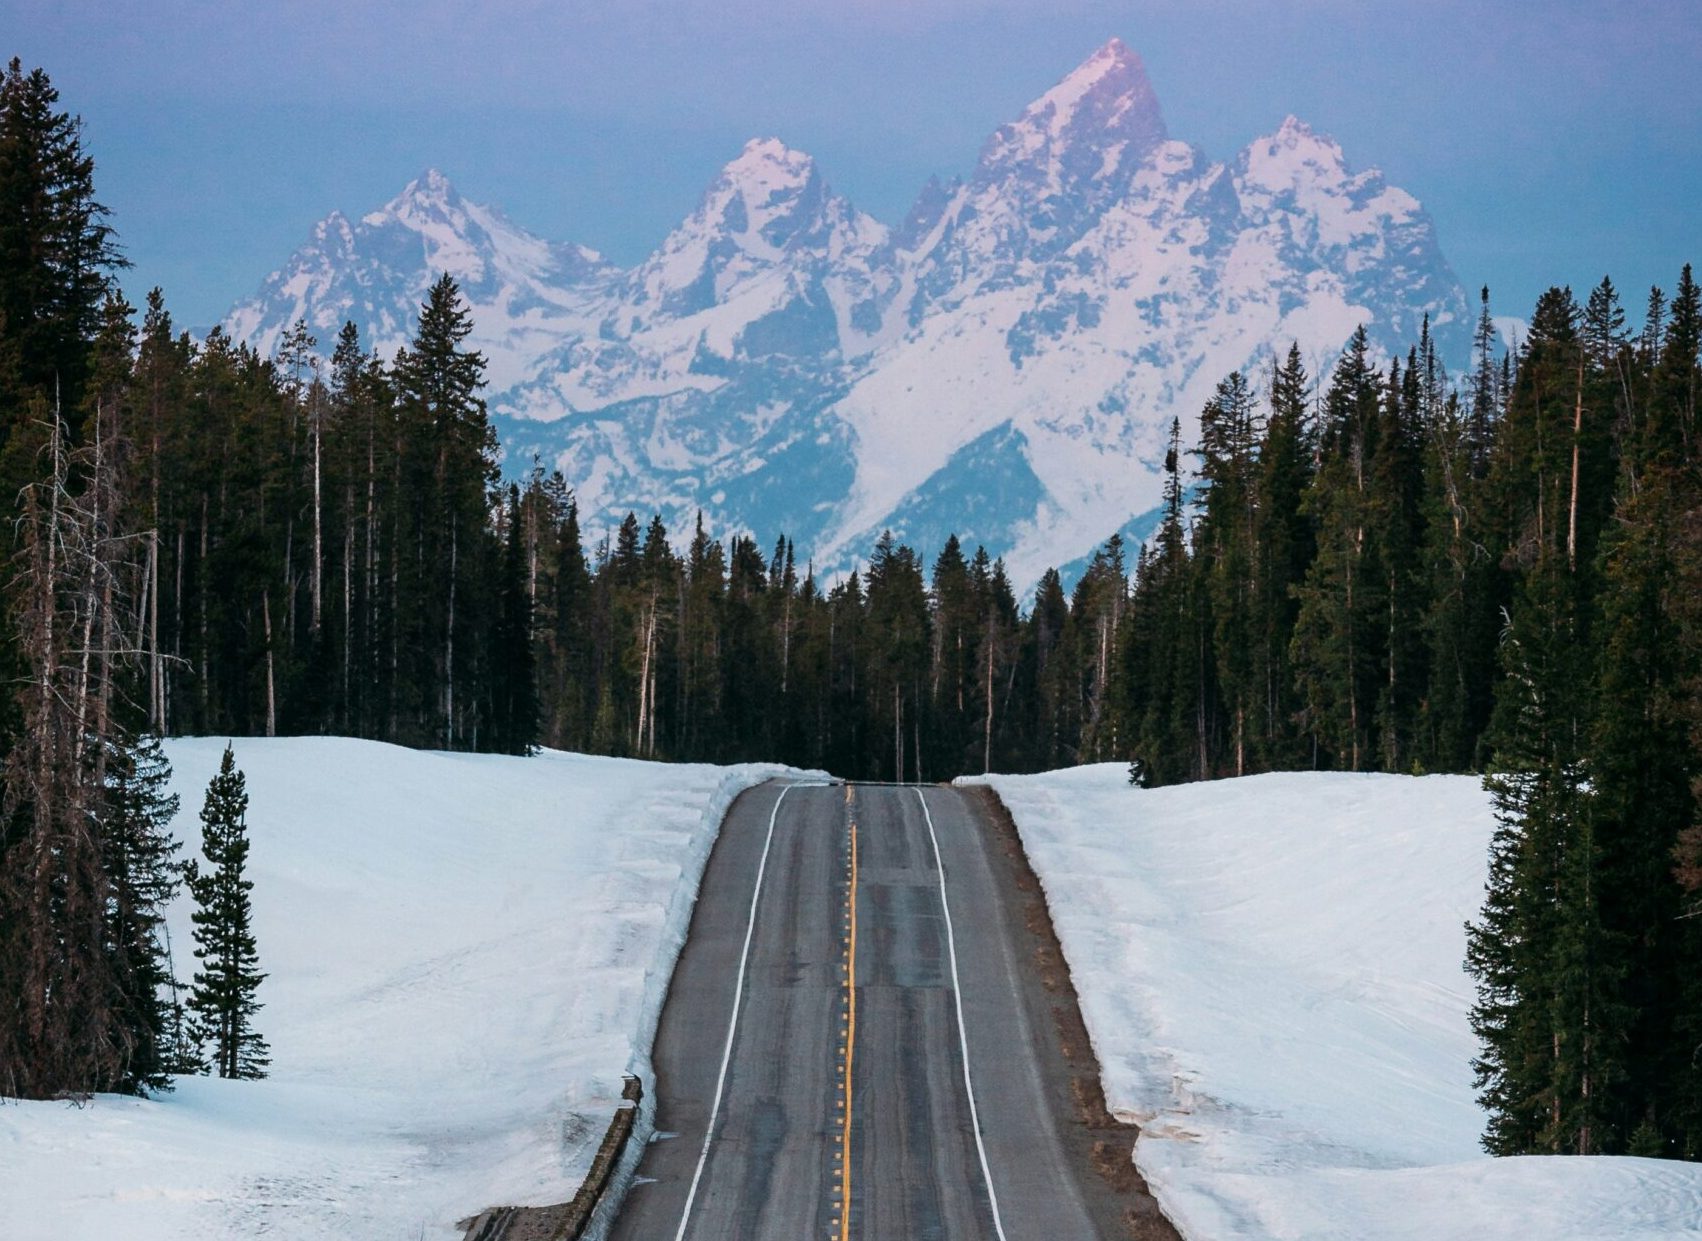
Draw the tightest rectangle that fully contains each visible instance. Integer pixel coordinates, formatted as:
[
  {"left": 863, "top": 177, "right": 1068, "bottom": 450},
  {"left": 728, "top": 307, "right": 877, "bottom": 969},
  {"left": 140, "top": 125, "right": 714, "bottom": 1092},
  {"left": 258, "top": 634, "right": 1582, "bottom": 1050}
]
[
  {"left": 683, "top": 136, "right": 886, "bottom": 259},
  {"left": 623, "top": 135, "right": 890, "bottom": 357},
  {"left": 1235, "top": 116, "right": 1425, "bottom": 262},
  {"left": 224, "top": 167, "right": 614, "bottom": 393},
  {"left": 366, "top": 167, "right": 461, "bottom": 227},
  {"left": 225, "top": 40, "right": 1471, "bottom": 593},
  {"left": 976, "top": 37, "right": 1168, "bottom": 192},
  {"left": 1240, "top": 117, "right": 1356, "bottom": 194},
  {"left": 720, "top": 137, "right": 814, "bottom": 197}
]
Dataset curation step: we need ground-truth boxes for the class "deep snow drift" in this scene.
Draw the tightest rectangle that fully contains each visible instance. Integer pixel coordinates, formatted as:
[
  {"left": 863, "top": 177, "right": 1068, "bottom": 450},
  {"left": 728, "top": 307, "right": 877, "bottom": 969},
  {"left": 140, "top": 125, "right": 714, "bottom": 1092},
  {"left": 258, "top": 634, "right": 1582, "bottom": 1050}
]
[
  {"left": 973, "top": 766, "right": 1702, "bottom": 1241},
  {"left": 0, "top": 738, "right": 794, "bottom": 1241}
]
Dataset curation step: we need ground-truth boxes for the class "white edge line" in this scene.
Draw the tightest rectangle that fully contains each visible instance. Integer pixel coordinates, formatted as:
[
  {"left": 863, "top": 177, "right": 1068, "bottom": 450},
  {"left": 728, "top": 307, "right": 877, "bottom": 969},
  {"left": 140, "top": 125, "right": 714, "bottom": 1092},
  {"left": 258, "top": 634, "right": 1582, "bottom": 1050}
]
[
  {"left": 915, "top": 786, "right": 1010, "bottom": 1241},
  {"left": 673, "top": 781, "right": 797, "bottom": 1241}
]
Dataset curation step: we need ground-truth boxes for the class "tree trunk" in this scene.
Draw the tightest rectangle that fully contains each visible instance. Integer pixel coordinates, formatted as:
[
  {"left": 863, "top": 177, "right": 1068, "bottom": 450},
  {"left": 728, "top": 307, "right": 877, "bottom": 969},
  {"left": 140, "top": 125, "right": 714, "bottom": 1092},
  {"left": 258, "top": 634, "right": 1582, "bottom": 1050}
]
[
  {"left": 311, "top": 393, "right": 323, "bottom": 633},
  {"left": 893, "top": 682, "right": 903, "bottom": 783},
  {"left": 444, "top": 525, "right": 457, "bottom": 748},
  {"left": 262, "top": 590, "right": 277, "bottom": 738},
  {"left": 1567, "top": 356, "right": 1584, "bottom": 573},
  {"left": 148, "top": 528, "right": 162, "bottom": 731}
]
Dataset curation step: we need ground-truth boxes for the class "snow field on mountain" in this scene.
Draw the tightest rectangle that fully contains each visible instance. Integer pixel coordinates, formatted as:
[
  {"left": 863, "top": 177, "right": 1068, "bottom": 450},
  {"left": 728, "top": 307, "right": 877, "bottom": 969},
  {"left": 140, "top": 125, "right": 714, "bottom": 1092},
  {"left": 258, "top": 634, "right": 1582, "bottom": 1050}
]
[
  {"left": 972, "top": 765, "right": 1702, "bottom": 1240},
  {"left": 226, "top": 40, "right": 1475, "bottom": 593},
  {"left": 0, "top": 738, "right": 795, "bottom": 1241}
]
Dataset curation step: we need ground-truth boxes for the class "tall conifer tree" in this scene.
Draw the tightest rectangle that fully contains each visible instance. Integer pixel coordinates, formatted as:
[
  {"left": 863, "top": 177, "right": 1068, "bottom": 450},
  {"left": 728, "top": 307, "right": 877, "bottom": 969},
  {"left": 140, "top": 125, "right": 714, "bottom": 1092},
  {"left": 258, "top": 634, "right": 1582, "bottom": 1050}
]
[{"left": 185, "top": 745, "right": 269, "bottom": 1081}]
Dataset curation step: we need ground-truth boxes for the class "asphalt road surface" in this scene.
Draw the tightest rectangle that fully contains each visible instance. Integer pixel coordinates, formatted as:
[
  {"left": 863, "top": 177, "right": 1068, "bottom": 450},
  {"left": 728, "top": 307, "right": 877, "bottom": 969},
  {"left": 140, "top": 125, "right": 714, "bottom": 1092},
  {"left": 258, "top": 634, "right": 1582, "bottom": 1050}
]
[{"left": 608, "top": 780, "right": 1167, "bottom": 1241}]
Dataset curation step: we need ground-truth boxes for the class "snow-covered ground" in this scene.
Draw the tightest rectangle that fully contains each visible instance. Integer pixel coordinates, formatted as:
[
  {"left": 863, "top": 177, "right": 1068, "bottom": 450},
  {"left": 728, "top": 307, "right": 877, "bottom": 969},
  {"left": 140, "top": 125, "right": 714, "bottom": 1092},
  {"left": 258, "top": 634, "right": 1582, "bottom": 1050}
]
[
  {"left": 0, "top": 738, "right": 795, "bottom": 1241},
  {"left": 972, "top": 766, "right": 1702, "bottom": 1240}
]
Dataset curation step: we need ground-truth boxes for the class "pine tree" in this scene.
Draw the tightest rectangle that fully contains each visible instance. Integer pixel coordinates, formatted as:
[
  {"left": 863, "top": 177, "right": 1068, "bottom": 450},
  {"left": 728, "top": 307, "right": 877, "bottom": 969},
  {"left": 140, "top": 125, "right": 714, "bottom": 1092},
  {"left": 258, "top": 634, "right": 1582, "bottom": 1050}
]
[
  {"left": 863, "top": 532, "right": 930, "bottom": 781},
  {"left": 185, "top": 745, "right": 269, "bottom": 1080},
  {"left": 1589, "top": 264, "right": 1701, "bottom": 1154},
  {"left": 1465, "top": 549, "right": 1606, "bottom": 1153},
  {"left": 1369, "top": 345, "right": 1429, "bottom": 771},
  {"left": 1418, "top": 380, "right": 1497, "bottom": 773},
  {"left": 1119, "top": 419, "right": 1197, "bottom": 784},
  {"left": 1070, "top": 533, "right": 1129, "bottom": 764},
  {"left": 1195, "top": 371, "right": 1260, "bottom": 774},
  {"left": 971, "top": 547, "right": 1019, "bottom": 773},
  {"left": 103, "top": 733, "right": 184, "bottom": 1094},
  {"left": 1467, "top": 287, "right": 1501, "bottom": 476},
  {"left": 391, "top": 274, "right": 496, "bottom": 749},
  {"left": 1250, "top": 344, "right": 1314, "bottom": 767},
  {"left": 1292, "top": 327, "right": 1383, "bottom": 769},
  {"left": 929, "top": 534, "right": 976, "bottom": 772},
  {"left": 0, "top": 58, "right": 127, "bottom": 431}
]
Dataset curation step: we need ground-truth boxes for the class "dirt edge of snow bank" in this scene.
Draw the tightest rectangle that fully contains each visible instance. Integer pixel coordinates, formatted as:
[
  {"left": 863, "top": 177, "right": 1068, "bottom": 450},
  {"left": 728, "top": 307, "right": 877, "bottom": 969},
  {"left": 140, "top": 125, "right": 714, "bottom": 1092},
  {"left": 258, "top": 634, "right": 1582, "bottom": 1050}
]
[{"left": 958, "top": 782, "right": 1183, "bottom": 1241}]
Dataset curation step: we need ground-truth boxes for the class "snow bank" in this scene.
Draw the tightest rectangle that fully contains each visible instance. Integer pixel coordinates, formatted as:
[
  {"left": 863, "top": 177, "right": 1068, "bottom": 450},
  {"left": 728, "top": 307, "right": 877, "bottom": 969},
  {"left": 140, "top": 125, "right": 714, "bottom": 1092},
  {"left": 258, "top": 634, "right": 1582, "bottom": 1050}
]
[
  {"left": 0, "top": 738, "right": 795, "bottom": 1240},
  {"left": 972, "top": 765, "right": 1702, "bottom": 1241}
]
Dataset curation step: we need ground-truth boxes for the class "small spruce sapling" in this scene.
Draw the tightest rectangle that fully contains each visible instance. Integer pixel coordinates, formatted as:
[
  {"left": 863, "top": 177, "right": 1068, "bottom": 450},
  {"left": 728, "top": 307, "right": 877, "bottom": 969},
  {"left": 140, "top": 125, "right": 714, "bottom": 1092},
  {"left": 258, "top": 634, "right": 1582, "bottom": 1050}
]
[{"left": 185, "top": 744, "right": 270, "bottom": 1080}]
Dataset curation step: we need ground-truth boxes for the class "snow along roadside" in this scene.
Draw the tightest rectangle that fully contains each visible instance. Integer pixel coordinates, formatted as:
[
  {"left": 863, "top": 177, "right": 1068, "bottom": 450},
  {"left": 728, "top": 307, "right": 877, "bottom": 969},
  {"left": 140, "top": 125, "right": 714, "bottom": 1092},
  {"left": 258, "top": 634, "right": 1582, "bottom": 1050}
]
[
  {"left": 583, "top": 768, "right": 825, "bottom": 1240},
  {"left": 0, "top": 739, "right": 807, "bottom": 1241},
  {"left": 963, "top": 765, "right": 1702, "bottom": 1241}
]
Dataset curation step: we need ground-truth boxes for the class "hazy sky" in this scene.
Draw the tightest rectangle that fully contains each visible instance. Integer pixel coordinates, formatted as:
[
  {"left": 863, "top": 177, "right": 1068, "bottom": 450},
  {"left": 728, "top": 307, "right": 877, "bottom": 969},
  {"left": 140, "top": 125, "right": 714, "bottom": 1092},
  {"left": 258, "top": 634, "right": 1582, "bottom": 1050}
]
[{"left": 8, "top": 0, "right": 1699, "bottom": 331}]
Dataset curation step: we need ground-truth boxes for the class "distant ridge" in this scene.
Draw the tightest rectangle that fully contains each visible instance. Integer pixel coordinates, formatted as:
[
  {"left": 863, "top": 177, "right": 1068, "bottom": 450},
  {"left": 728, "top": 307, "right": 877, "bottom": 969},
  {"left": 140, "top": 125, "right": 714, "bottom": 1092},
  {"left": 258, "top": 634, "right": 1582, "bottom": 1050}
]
[{"left": 225, "top": 39, "right": 1470, "bottom": 588}]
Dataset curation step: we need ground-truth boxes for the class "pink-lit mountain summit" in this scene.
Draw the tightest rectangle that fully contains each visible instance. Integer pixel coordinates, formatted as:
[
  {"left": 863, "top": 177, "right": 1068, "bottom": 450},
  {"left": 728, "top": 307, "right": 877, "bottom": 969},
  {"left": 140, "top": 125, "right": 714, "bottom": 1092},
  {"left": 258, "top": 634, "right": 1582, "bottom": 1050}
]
[{"left": 225, "top": 40, "right": 1470, "bottom": 587}]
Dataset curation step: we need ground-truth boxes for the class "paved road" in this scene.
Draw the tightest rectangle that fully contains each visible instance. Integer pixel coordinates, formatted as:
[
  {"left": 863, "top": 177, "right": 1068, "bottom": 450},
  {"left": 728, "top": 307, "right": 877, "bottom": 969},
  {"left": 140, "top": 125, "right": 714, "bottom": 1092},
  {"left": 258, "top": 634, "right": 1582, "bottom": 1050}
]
[{"left": 609, "top": 780, "right": 1155, "bottom": 1241}]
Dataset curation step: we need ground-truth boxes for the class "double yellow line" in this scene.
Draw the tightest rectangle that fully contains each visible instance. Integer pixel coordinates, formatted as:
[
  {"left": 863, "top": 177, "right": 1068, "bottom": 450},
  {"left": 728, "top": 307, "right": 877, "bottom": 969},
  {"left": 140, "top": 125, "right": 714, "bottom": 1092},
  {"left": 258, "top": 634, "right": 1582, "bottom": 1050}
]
[{"left": 838, "top": 784, "right": 859, "bottom": 1241}]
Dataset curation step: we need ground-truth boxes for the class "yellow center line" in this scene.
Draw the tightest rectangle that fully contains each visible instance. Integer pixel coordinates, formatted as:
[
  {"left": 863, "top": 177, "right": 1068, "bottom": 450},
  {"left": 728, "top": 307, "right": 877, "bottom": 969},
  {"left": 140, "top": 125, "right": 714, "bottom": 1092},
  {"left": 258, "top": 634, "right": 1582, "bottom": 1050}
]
[{"left": 839, "top": 784, "right": 859, "bottom": 1241}]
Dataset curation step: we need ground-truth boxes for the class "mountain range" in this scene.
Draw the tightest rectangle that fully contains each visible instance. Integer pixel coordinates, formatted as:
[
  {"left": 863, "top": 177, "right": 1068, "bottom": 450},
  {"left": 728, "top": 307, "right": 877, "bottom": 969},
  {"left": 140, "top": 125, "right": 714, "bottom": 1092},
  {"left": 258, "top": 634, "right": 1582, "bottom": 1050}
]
[{"left": 224, "top": 38, "right": 1472, "bottom": 588}]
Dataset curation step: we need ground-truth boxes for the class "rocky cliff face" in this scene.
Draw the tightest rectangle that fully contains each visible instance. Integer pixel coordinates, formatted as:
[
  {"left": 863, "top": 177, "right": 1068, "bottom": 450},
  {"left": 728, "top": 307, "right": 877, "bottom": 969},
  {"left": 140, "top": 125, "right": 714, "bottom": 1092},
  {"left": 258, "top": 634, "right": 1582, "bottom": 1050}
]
[{"left": 226, "top": 39, "right": 1471, "bottom": 588}]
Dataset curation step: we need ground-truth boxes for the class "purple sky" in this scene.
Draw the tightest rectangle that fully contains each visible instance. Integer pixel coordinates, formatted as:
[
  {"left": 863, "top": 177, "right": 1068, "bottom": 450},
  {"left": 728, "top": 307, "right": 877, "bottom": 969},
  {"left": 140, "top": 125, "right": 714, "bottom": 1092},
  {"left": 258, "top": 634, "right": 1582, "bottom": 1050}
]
[{"left": 8, "top": 0, "right": 1699, "bottom": 333}]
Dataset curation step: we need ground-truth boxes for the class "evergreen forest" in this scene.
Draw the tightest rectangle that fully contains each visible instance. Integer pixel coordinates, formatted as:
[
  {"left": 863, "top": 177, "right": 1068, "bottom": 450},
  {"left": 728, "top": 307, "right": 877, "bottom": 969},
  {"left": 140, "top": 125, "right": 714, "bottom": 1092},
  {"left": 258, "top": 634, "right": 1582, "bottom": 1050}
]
[{"left": 2, "top": 57, "right": 1701, "bottom": 1161}]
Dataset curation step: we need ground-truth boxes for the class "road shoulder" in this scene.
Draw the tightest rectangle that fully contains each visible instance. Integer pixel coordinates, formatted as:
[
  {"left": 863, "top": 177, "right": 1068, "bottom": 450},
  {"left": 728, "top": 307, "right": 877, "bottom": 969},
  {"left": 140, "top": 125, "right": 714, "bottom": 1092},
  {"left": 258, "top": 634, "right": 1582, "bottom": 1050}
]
[{"left": 957, "top": 783, "right": 1182, "bottom": 1241}]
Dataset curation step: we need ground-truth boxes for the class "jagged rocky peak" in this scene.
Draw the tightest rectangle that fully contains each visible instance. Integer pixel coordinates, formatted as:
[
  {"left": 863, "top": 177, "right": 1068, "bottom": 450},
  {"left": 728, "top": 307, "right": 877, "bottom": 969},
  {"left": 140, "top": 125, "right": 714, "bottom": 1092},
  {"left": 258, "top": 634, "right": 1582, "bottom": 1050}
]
[
  {"left": 695, "top": 136, "right": 880, "bottom": 254},
  {"left": 706, "top": 140, "right": 816, "bottom": 233},
  {"left": 308, "top": 209, "right": 356, "bottom": 253},
  {"left": 895, "top": 173, "right": 959, "bottom": 250},
  {"left": 223, "top": 39, "right": 1473, "bottom": 590},
  {"left": 368, "top": 167, "right": 465, "bottom": 225},
  {"left": 1238, "top": 115, "right": 1356, "bottom": 190},
  {"left": 630, "top": 136, "right": 888, "bottom": 320},
  {"left": 1233, "top": 112, "right": 1426, "bottom": 262},
  {"left": 720, "top": 137, "right": 816, "bottom": 193},
  {"left": 975, "top": 37, "right": 1169, "bottom": 190}
]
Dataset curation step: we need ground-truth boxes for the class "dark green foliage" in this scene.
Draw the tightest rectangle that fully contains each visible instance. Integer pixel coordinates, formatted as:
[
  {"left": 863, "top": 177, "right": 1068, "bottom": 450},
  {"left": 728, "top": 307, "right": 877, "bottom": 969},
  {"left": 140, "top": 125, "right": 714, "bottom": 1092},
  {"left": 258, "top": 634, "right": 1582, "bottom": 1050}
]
[
  {"left": 1292, "top": 327, "right": 1384, "bottom": 770},
  {"left": 103, "top": 735, "right": 185, "bottom": 1094},
  {"left": 1249, "top": 345, "right": 1315, "bottom": 767},
  {"left": 1195, "top": 371, "right": 1261, "bottom": 774},
  {"left": 0, "top": 57, "right": 126, "bottom": 428},
  {"left": 1462, "top": 266, "right": 1700, "bottom": 1158},
  {"left": 85, "top": 280, "right": 533, "bottom": 755},
  {"left": 864, "top": 532, "right": 930, "bottom": 781},
  {"left": 1466, "top": 550, "right": 1616, "bottom": 1154},
  {"left": 185, "top": 745, "right": 269, "bottom": 1081},
  {"left": 1118, "top": 420, "right": 1199, "bottom": 784}
]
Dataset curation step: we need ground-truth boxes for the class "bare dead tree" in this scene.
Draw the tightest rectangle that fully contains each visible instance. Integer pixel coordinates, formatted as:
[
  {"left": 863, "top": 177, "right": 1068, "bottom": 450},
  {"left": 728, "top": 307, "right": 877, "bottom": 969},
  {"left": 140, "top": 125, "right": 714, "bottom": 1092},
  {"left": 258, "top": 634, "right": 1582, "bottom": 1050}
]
[{"left": 1, "top": 378, "right": 150, "bottom": 1098}]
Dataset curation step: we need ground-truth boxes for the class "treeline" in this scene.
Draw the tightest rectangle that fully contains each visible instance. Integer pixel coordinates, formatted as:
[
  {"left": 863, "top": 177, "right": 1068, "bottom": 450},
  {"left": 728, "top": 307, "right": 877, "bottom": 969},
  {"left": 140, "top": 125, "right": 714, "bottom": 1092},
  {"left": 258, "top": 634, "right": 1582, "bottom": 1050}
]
[
  {"left": 109, "top": 284, "right": 537, "bottom": 754},
  {"left": 0, "top": 58, "right": 538, "bottom": 1098},
  {"left": 1113, "top": 273, "right": 1702, "bottom": 1159}
]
